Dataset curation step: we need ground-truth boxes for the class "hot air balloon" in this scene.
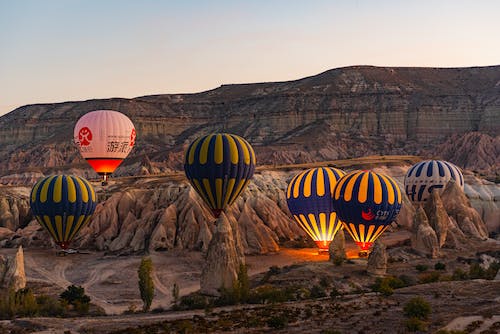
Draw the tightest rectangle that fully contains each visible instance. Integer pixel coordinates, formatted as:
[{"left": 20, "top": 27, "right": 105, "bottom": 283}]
[
  {"left": 404, "top": 160, "right": 464, "bottom": 203},
  {"left": 30, "top": 175, "right": 97, "bottom": 250},
  {"left": 74, "top": 110, "right": 136, "bottom": 184},
  {"left": 333, "top": 170, "right": 402, "bottom": 255},
  {"left": 184, "top": 133, "right": 256, "bottom": 218},
  {"left": 286, "top": 167, "right": 346, "bottom": 252}
]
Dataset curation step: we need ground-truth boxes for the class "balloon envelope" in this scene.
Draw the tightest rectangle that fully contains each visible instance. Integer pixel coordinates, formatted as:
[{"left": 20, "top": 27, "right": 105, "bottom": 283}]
[
  {"left": 184, "top": 133, "right": 256, "bottom": 218},
  {"left": 286, "top": 167, "right": 345, "bottom": 251},
  {"left": 333, "top": 170, "right": 402, "bottom": 251},
  {"left": 74, "top": 110, "right": 136, "bottom": 178},
  {"left": 404, "top": 160, "right": 464, "bottom": 203},
  {"left": 30, "top": 175, "right": 97, "bottom": 249}
]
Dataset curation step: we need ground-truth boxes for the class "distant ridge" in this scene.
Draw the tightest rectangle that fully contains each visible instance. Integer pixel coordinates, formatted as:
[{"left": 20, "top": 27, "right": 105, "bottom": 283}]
[{"left": 0, "top": 65, "right": 499, "bottom": 179}]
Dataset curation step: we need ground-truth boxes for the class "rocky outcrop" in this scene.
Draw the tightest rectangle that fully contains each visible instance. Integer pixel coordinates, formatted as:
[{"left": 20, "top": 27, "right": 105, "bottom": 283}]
[
  {"left": 412, "top": 206, "right": 439, "bottom": 258},
  {"left": 0, "top": 246, "right": 26, "bottom": 291},
  {"left": 200, "top": 213, "right": 242, "bottom": 296},
  {"left": 464, "top": 174, "right": 500, "bottom": 233},
  {"left": 0, "top": 190, "right": 31, "bottom": 231},
  {"left": 0, "top": 173, "right": 305, "bottom": 255},
  {"left": 424, "top": 190, "right": 449, "bottom": 247},
  {"left": 329, "top": 228, "right": 346, "bottom": 263},
  {"left": 441, "top": 181, "right": 489, "bottom": 240},
  {"left": 1, "top": 66, "right": 499, "bottom": 182},
  {"left": 367, "top": 240, "right": 387, "bottom": 277}
]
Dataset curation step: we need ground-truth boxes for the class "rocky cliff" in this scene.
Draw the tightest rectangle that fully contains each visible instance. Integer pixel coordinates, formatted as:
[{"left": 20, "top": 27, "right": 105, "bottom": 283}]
[{"left": 0, "top": 65, "right": 499, "bottom": 179}]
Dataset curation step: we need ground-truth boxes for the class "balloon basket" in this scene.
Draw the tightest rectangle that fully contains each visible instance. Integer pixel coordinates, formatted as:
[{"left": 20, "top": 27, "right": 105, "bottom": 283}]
[{"left": 358, "top": 250, "right": 369, "bottom": 258}]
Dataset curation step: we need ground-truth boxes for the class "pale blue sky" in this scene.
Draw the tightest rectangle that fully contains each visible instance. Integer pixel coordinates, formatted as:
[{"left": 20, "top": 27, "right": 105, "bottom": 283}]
[{"left": 1, "top": 0, "right": 499, "bottom": 115}]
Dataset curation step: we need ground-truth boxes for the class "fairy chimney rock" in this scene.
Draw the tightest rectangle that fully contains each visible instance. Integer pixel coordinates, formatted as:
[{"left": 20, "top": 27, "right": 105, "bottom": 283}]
[
  {"left": 329, "top": 228, "right": 346, "bottom": 263},
  {"left": 367, "top": 239, "right": 387, "bottom": 277},
  {"left": 412, "top": 206, "right": 440, "bottom": 258},
  {"left": 424, "top": 190, "right": 449, "bottom": 247},
  {"left": 200, "top": 212, "right": 242, "bottom": 296},
  {"left": 440, "top": 180, "right": 489, "bottom": 240},
  {"left": 1, "top": 246, "right": 26, "bottom": 291}
]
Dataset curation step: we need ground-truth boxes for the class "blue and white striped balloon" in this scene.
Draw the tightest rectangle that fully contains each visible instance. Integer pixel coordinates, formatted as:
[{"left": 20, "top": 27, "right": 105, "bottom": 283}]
[{"left": 404, "top": 160, "right": 464, "bottom": 203}]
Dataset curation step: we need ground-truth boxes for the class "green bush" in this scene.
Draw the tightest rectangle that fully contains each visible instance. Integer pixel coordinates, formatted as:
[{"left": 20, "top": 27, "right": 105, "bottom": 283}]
[
  {"left": 267, "top": 314, "right": 288, "bottom": 329},
  {"left": 60, "top": 285, "right": 90, "bottom": 314},
  {"left": 404, "top": 317, "right": 428, "bottom": 332},
  {"left": 177, "top": 294, "right": 209, "bottom": 310},
  {"left": 415, "top": 264, "right": 429, "bottom": 272},
  {"left": 434, "top": 262, "right": 446, "bottom": 270},
  {"left": 452, "top": 268, "right": 469, "bottom": 280},
  {"left": 310, "top": 285, "right": 327, "bottom": 299},
  {"left": 403, "top": 297, "right": 431, "bottom": 320},
  {"left": 469, "top": 261, "right": 500, "bottom": 280},
  {"left": 418, "top": 271, "right": 441, "bottom": 284},
  {"left": 0, "top": 288, "right": 70, "bottom": 319},
  {"left": 372, "top": 276, "right": 406, "bottom": 296}
]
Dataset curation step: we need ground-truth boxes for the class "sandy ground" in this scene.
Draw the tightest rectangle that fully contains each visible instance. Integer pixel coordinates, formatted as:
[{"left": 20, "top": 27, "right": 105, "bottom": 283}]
[{"left": 0, "top": 230, "right": 410, "bottom": 316}]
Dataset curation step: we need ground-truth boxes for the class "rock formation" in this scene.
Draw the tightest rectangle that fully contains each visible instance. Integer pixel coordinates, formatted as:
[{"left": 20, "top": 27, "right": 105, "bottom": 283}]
[
  {"left": 0, "top": 246, "right": 26, "bottom": 291},
  {"left": 1, "top": 66, "right": 499, "bottom": 183},
  {"left": 200, "top": 212, "right": 242, "bottom": 296},
  {"left": 411, "top": 206, "right": 439, "bottom": 258},
  {"left": 463, "top": 174, "right": 500, "bottom": 233},
  {"left": 424, "top": 190, "right": 449, "bottom": 247},
  {"left": 367, "top": 240, "right": 387, "bottom": 276},
  {"left": 440, "top": 180, "right": 489, "bottom": 240},
  {"left": 329, "top": 228, "right": 346, "bottom": 263}
]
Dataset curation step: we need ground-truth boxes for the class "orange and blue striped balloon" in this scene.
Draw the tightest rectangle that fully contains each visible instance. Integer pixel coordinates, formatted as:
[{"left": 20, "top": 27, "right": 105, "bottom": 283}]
[
  {"left": 332, "top": 170, "right": 402, "bottom": 251},
  {"left": 30, "top": 175, "right": 97, "bottom": 249},
  {"left": 184, "top": 133, "right": 256, "bottom": 218},
  {"left": 286, "top": 167, "right": 346, "bottom": 251}
]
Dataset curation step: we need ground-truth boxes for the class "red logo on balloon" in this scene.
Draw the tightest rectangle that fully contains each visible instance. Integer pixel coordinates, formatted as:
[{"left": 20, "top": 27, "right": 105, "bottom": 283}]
[
  {"left": 130, "top": 129, "right": 136, "bottom": 146},
  {"left": 361, "top": 208, "right": 375, "bottom": 221},
  {"left": 78, "top": 127, "right": 92, "bottom": 146}
]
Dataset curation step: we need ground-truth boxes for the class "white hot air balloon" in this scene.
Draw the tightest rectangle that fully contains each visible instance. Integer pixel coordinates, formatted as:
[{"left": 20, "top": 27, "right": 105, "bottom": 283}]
[
  {"left": 404, "top": 160, "right": 464, "bottom": 203},
  {"left": 74, "top": 110, "right": 136, "bottom": 183}
]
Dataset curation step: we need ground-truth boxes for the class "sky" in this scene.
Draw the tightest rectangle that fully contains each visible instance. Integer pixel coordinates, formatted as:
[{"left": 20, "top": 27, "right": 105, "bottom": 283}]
[{"left": 1, "top": 0, "right": 499, "bottom": 116}]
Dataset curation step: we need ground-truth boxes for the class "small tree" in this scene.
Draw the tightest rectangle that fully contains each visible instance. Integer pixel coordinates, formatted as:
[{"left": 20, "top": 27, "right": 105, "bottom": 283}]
[
  {"left": 403, "top": 297, "right": 431, "bottom": 320},
  {"left": 60, "top": 285, "right": 91, "bottom": 314},
  {"left": 172, "top": 282, "right": 179, "bottom": 305},
  {"left": 138, "top": 257, "right": 154, "bottom": 312}
]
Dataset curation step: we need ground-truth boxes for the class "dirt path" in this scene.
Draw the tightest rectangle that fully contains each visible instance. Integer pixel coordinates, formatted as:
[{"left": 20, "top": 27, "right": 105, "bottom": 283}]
[{"left": 5, "top": 230, "right": 411, "bottom": 316}]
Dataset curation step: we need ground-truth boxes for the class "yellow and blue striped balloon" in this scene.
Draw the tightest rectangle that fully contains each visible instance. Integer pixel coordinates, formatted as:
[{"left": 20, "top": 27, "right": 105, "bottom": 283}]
[
  {"left": 286, "top": 167, "right": 346, "bottom": 251},
  {"left": 332, "top": 170, "right": 402, "bottom": 252},
  {"left": 184, "top": 133, "right": 256, "bottom": 218},
  {"left": 30, "top": 175, "right": 97, "bottom": 249}
]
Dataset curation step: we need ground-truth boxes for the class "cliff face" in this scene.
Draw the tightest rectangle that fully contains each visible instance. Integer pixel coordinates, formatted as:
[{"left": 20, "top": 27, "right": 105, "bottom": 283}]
[{"left": 0, "top": 65, "right": 499, "bottom": 178}]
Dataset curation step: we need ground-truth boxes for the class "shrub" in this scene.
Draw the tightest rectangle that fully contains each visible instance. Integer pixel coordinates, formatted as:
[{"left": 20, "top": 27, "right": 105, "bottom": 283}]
[
  {"left": 310, "top": 285, "right": 327, "bottom": 299},
  {"left": 403, "top": 297, "right": 431, "bottom": 320},
  {"left": 418, "top": 271, "right": 441, "bottom": 284},
  {"left": 404, "top": 317, "right": 428, "bottom": 332},
  {"left": 415, "top": 264, "right": 428, "bottom": 272},
  {"left": 267, "top": 314, "right": 288, "bottom": 329},
  {"left": 452, "top": 268, "right": 469, "bottom": 280},
  {"left": 434, "top": 262, "right": 446, "bottom": 270},
  {"left": 177, "top": 294, "right": 209, "bottom": 310},
  {"left": 372, "top": 276, "right": 406, "bottom": 296},
  {"left": 60, "top": 285, "right": 91, "bottom": 314},
  {"left": 138, "top": 257, "right": 154, "bottom": 312}
]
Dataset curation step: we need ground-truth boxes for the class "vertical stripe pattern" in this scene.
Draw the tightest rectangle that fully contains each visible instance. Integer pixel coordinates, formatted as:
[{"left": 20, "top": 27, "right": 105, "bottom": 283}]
[
  {"left": 286, "top": 167, "right": 346, "bottom": 250},
  {"left": 184, "top": 133, "right": 256, "bottom": 218},
  {"left": 404, "top": 160, "right": 464, "bottom": 203},
  {"left": 332, "top": 170, "right": 402, "bottom": 251},
  {"left": 30, "top": 175, "right": 97, "bottom": 249}
]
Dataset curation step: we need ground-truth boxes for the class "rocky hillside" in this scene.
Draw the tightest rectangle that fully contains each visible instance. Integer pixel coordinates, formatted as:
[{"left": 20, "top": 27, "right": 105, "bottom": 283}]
[{"left": 0, "top": 65, "right": 499, "bottom": 179}]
